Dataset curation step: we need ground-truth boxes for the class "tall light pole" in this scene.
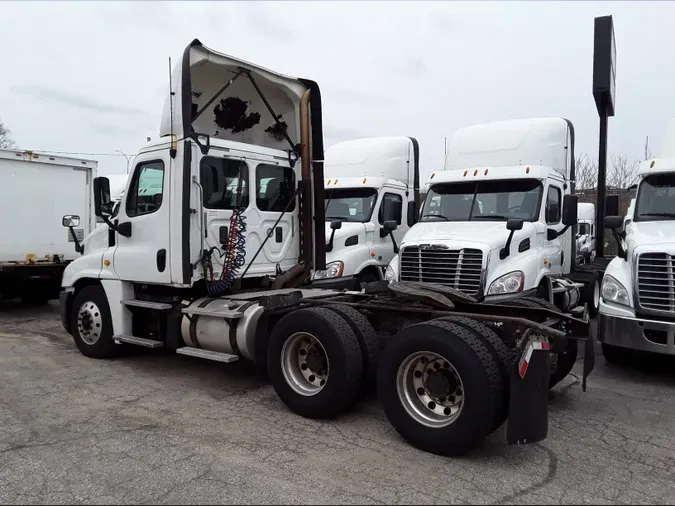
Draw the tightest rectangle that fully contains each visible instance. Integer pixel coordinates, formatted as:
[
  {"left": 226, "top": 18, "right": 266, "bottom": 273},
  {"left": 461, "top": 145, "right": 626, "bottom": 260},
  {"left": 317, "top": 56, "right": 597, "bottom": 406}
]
[{"left": 115, "top": 149, "right": 131, "bottom": 174}]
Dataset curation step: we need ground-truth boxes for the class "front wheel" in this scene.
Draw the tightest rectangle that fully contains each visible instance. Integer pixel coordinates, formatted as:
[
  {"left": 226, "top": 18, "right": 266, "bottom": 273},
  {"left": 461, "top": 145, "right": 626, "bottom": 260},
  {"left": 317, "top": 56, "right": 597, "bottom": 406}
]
[
  {"left": 586, "top": 277, "right": 600, "bottom": 318},
  {"left": 70, "top": 285, "right": 118, "bottom": 358},
  {"left": 378, "top": 319, "right": 504, "bottom": 456}
]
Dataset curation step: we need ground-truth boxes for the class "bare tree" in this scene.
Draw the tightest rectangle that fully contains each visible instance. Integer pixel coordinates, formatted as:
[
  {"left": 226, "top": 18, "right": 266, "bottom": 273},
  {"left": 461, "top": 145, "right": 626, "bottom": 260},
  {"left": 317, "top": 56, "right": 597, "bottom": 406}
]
[
  {"left": 608, "top": 154, "right": 640, "bottom": 189},
  {"left": 575, "top": 153, "right": 598, "bottom": 190},
  {"left": 0, "top": 118, "right": 15, "bottom": 149}
]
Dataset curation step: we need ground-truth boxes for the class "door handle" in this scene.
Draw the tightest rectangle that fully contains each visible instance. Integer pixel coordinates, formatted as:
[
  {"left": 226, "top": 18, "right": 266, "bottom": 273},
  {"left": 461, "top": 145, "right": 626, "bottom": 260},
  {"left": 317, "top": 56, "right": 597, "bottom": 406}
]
[{"left": 156, "top": 249, "right": 167, "bottom": 272}]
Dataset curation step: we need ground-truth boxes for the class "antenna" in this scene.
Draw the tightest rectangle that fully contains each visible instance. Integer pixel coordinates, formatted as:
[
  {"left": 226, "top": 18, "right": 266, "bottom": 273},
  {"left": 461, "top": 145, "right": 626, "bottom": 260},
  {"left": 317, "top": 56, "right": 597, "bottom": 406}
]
[{"left": 168, "top": 57, "right": 177, "bottom": 159}]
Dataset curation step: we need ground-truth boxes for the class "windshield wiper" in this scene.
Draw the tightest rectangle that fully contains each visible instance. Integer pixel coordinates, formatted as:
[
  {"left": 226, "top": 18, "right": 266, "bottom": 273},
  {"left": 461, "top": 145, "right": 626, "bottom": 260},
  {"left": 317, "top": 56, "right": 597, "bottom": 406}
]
[
  {"left": 421, "top": 213, "right": 450, "bottom": 220},
  {"left": 640, "top": 212, "right": 675, "bottom": 218},
  {"left": 473, "top": 214, "right": 512, "bottom": 220}
]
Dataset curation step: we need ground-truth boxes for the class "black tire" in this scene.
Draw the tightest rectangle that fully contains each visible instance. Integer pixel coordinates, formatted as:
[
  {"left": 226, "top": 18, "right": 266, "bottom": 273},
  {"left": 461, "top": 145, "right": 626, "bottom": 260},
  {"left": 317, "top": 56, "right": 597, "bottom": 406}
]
[
  {"left": 267, "top": 307, "right": 363, "bottom": 419},
  {"left": 70, "top": 285, "right": 119, "bottom": 359},
  {"left": 434, "top": 316, "right": 510, "bottom": 431},
  {"left": 498, "top": 297, "right": 548, "bottom": 310},
  {"left": 377, "top": 319, "right": 503, "bottom": 456},
  {"left": 325, "top": 304, "right": 380, "bottom": 388},
  {"left": 602, "top": 343, "right": 632, "bottom": 366}
]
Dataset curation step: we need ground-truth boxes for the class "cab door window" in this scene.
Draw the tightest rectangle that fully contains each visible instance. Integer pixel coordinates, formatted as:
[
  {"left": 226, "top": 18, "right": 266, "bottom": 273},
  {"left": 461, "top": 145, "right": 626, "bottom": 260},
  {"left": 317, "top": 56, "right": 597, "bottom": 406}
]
[
  {"left": 126, "top": 161, "right": 165, "bottom": 217},
  {"left": 200, "top": 157, "right": 249, "bottom": 210},
  {"left": 545, "top": 186, "right": 562, "bottom": 224},
  {"left": 256, "top": 164, "right": 296, "bottom": 212}
]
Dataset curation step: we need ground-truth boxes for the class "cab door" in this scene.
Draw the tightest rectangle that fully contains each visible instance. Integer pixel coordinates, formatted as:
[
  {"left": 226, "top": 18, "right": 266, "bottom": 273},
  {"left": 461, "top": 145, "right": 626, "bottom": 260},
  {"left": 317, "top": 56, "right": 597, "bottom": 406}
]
[
  {"left": 541, "top": 183, "right": 565, "bottom": 276},
  {"left": 373, "top": 187, "right": 407, "bottom": 265},
  {"left": 110, "top": 153, "right": 173, "bottom": 284}
]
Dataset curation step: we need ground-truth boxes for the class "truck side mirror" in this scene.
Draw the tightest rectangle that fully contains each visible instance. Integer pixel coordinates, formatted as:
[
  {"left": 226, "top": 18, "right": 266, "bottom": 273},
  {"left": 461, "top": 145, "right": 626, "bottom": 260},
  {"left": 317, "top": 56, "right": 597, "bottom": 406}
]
[
  {"left": 604, "top": 215, "right": 627, "bottom": 260},
  {"left": 562, "top": 194, "right": 578, "bottom": 226},
  {"left": 93, "top": 177, "right": 112, "bottom": 217},
  {"left": 506, "top": 218, "right": 524, "bottom": 231},
  {"left": 326, "top": 219, "right": 342, "bottom": 252},
  {"left": 62, "top": 215, "right": 80, "bottom": 228},
  {"left": 501, "top": 218, "right": 524, "bottom": 259},
  {"left": 382, "top": 220, "right": 399, "bottom": 254},
  {"left": 604, "top": 216, "right": 623, "bottom": 229},
  {"left": 407, "top": 201, "right": 418, "bottom": 226},
  {"left": 605, "top": 194, "right": 620, "bottom": 218}
]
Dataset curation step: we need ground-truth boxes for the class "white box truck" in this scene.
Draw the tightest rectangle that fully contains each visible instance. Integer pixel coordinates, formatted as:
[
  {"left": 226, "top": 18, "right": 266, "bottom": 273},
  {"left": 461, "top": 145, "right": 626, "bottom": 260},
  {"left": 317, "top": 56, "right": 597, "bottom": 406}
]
[{"left": 0, "top": 149, "right": 96, "bottom": 304}]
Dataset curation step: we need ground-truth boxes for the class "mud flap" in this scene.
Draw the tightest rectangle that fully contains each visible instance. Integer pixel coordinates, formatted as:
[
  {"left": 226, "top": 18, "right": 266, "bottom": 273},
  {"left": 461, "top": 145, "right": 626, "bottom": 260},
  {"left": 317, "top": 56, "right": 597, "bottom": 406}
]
[{"left": 506, "top": 343, "right": 550, "bottom": 445}]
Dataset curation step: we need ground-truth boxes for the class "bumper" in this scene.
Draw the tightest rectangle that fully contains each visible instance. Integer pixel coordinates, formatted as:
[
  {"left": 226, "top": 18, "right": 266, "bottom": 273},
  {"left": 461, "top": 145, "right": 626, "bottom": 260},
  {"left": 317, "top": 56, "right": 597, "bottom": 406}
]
[
  {"left": 59, "top": 289, "right": 73, "bottom": 333},
  {"left": 598, "top": 313, "right": 675, "bottom": 356},
  {"left": 310, "top": 275, "right": 360, "bottom": 291}
]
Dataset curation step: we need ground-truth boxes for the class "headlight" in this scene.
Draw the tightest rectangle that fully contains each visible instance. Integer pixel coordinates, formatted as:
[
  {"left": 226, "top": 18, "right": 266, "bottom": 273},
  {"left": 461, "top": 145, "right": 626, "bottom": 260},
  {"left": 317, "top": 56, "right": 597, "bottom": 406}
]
[
  {"left": 601, "top": 274, "right": 630, "bottom": 306},
  {"left": 487, "top": 271, "right": 524, "bottom": 295},
  {"left": 312, "top": 261, "right": 344, "bottom": 280},
  {"left": 384, "top": 265, "right": 397, "bottom": 283}
]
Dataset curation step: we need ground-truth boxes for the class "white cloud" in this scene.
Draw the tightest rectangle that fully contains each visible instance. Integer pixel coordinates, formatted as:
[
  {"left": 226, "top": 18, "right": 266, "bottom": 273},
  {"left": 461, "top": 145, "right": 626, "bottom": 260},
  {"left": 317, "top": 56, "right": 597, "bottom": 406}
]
[{"left": 0, "top": 1, "right": 674, "bottom": 177}]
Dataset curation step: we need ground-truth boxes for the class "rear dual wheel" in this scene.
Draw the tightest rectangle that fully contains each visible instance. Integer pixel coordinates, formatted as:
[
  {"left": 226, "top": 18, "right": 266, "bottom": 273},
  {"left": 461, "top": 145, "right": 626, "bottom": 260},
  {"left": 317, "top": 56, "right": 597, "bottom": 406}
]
[
  {"left": 377, "top": 319, "right": 506, "bottom": 456},
  {"left": 267, "top": 305, "right": 379, "bottom": 419}
]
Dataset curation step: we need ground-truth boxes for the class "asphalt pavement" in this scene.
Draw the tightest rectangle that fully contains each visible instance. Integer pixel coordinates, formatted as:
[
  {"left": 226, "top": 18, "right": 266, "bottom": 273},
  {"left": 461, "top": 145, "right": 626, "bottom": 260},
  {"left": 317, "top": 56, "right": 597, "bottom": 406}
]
[{"left": 1, "top": 301, "right": 674, "bottom": 505}]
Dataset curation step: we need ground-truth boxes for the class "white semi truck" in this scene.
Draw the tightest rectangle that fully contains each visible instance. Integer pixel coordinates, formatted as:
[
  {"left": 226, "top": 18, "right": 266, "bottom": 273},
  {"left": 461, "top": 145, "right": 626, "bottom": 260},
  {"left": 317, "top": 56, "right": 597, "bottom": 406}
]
[
  {"left": 312, "top": 137, "right": 419, "bottom": 288},
  {"left": 0, "top": 148, "right": 97, "bottom": 305},
  {"left": 58, "top": 39, "right": 595, "bottom": 457},
  {"left": 385, "top": 118, "right": 606, "bottom": 384},
  {"left": 600, "top": 119, "right": 675, "bottom": 362},
  {"left": 576, "top": 202, "right": 596, "bottom": 264}
]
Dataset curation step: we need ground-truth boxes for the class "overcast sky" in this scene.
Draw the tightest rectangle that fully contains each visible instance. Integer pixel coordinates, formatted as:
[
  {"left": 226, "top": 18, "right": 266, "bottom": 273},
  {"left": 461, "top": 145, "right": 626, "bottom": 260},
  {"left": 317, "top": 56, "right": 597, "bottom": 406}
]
[{"left": 1, "top": 1, "right": 674, "bottom": 179}]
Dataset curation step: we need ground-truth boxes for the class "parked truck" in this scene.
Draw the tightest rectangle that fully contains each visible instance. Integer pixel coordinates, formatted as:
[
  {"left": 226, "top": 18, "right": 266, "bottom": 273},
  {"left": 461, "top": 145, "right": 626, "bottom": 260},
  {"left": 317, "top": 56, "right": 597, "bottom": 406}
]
[
  {"left": 600, "top": 119, "right": 675, "bottom": 362},
  {"left": 577, "top": 202, "right": 596, "bottom": 265},
  {"left": 0, "top": 149, "right": 96, "bottom": 305},
  {"left": 312, "top": 137, "right": 419, "bottom": 288},
  {"left": 384, "top": 118, "right": 607, "bottom": 384},
  {"left": 59, "top": 40, "right": 594, "bottom": 456}
]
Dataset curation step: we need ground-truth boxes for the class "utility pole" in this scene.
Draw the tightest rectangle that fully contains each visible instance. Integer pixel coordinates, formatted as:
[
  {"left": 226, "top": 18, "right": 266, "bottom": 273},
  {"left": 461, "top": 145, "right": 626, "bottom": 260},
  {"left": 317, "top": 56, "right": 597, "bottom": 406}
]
[
  {"left": 644, "top": 135, "right": 649, "bottom": 160},
  {"left": 115, "top": 149, "right": 131, "bottom": 174}
]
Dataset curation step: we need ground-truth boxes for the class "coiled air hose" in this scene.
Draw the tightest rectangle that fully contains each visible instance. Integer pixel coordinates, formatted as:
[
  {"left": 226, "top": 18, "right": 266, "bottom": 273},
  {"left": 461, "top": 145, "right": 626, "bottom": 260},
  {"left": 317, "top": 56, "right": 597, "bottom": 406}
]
[{"left": 207, "top": 208, "right": 247, "bottom": 295}]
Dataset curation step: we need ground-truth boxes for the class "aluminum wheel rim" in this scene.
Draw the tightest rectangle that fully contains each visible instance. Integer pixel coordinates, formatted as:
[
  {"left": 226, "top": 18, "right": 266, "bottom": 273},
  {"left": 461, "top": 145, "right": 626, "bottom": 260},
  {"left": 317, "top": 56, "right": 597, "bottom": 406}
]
[
  {"left": 396, "top": 351, "right": 464, "bottom": 428},
  {"left": 280, "top": 332, "right": 329, "bottom": 396},
  {"left": 76, "top": 301, "right": 103, "bottom": 345}
]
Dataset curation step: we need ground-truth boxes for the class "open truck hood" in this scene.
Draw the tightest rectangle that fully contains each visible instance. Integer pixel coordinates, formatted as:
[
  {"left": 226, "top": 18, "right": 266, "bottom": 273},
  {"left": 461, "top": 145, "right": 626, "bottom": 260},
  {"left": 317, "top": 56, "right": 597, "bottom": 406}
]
[{"left": 159, "top": 39, "right": 327, "bottom": 269}]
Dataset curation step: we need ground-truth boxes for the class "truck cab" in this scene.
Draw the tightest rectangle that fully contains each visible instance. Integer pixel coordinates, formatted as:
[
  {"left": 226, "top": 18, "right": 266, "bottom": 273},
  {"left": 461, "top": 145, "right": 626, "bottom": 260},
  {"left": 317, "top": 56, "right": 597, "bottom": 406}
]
[
  {"left": 600, "top": 120, "right": 675, "bottom": 361},
  {"left": 576, "top": 202, "right": 596, "bottom": 265},
  {"left": 312, "top": 137, "right": 420, "bottom": 287},
  {"left": 385, "top": 118, "right": 587, "bottom": 310}
]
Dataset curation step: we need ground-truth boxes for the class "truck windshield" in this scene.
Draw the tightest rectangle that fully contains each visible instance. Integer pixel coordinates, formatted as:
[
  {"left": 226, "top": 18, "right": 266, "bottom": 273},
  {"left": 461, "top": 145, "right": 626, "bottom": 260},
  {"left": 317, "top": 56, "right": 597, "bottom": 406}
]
[
  {"left": 578, "top": 223, "right": 590, "bottom": 236},
  {"left": 634, "top": 174, "right": 675, "bottom": 221},
  {"left": 421, "top": 179, "right": 542, "bottom": 222},
  {"left": 324, "top": 188, "right": 378, "bottom": 222}
]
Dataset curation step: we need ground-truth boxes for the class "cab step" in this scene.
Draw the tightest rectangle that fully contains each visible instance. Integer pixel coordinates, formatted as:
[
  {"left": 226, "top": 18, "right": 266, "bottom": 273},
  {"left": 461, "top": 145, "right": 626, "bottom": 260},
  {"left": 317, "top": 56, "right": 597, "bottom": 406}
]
[
  {"left": 176, "top": 347, "right": 239, "bottom": 363},
  {"left": 113, "top": 334, "right": 164, "bottom": 348},
  {"left": 181, "top": 307, "right": 243, "bottom": 319},
  {"left": 122, "top": 300, "right": 173, "bottom": 310}
]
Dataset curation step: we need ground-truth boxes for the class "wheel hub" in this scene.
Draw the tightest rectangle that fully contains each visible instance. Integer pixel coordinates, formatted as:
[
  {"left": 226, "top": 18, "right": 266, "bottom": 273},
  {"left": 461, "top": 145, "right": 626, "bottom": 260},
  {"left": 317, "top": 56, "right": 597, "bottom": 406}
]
[
  {"left": 397, "top": 352, "right": 465, "bottom": 428},
  {"left": 76, "top": 301, "right": 103, "bottom": 345},
  {"left": 281, "top": 332, "right": 330, "bottom": 396}
]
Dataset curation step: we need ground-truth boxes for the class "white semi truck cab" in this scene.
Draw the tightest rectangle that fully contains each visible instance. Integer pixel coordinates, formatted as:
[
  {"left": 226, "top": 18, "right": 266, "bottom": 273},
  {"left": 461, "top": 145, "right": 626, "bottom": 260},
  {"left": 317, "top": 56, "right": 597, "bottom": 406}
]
[
  {"left": 600, "top": 120, "right": 675, "bottom": 361},
  {"left": 312, "top": 137, "right": 419, "bottom": 288},
  {"left": 385, "top": 118, "right": 601, "bottom": 317}
]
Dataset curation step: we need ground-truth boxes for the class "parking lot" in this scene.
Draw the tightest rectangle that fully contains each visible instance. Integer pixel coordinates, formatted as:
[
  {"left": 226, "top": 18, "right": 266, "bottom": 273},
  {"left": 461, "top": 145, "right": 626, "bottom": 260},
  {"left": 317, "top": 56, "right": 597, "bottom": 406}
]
[{"left": 1, "top": 302, "right": 674, "bottom": 505}]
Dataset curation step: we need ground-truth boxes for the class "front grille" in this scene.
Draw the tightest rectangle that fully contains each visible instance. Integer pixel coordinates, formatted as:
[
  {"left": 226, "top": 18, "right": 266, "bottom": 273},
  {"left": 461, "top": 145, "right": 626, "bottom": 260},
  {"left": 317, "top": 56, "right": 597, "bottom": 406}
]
[
  {"left": 637, "top": 252, "right": 675, "bottom": 313},
  {"left": 400, "top": 246, "right": 484, "bottom": 296}
]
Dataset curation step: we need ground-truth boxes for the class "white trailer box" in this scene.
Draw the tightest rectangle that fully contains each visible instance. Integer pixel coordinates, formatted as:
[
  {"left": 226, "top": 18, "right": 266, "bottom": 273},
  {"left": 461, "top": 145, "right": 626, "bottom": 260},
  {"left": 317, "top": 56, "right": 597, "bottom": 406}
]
[{"left": 0, "top": 149, "right": 97, "bottom": 303}]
